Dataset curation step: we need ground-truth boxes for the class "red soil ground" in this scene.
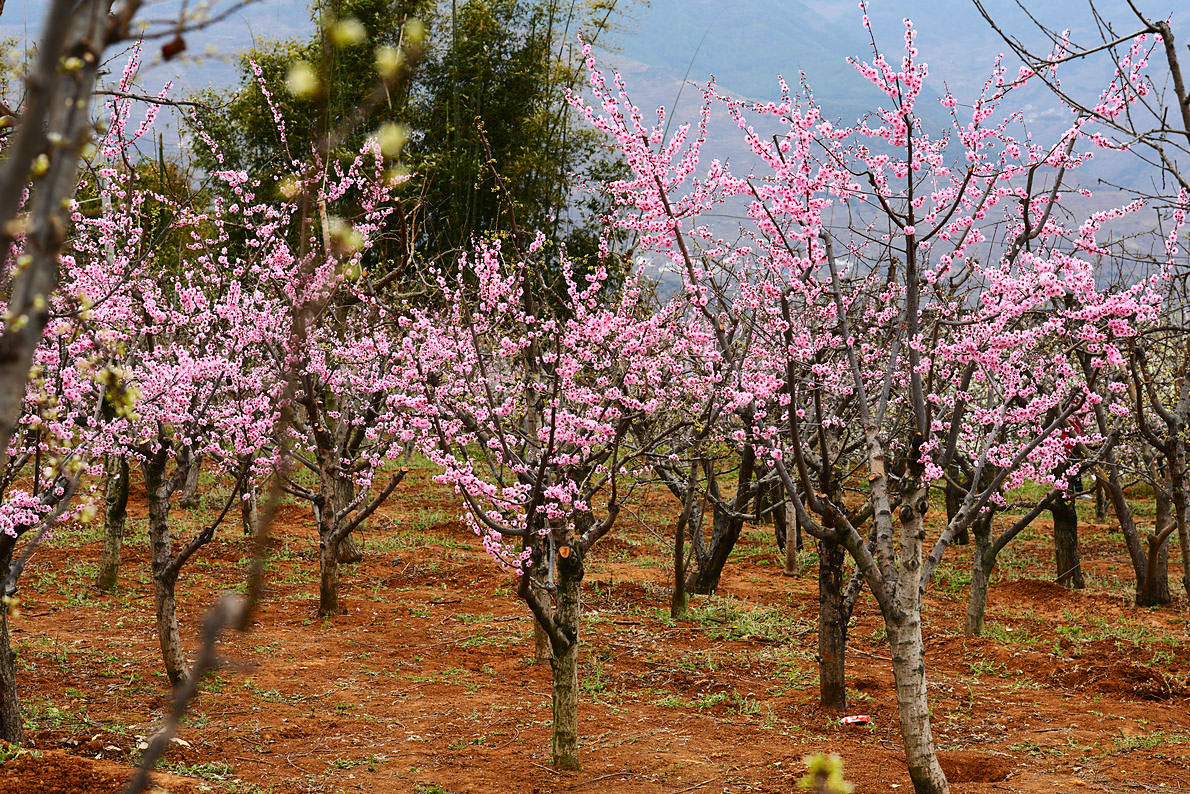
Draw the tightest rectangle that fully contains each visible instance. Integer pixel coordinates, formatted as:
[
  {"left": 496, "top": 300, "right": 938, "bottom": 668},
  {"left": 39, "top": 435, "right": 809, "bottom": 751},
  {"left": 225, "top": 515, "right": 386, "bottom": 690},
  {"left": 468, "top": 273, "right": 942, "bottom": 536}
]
[{"left": 2, "top": 469, "right": 1188, "bottom": 792}]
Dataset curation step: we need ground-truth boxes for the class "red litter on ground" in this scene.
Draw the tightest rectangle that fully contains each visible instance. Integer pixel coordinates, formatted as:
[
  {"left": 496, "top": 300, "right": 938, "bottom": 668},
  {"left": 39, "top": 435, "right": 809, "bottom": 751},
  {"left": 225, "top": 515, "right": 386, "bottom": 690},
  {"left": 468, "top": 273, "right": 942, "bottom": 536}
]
[{"left": 840, "top": 715, "right": 871, "bottom": 725}]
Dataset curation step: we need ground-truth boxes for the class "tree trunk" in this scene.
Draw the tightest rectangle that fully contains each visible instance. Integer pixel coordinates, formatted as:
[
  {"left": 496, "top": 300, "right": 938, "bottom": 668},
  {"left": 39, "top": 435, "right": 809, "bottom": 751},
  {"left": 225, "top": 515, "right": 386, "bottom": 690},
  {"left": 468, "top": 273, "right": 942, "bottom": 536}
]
[
  {"left": 0, "top": 547, "right": 22, "bottom": 744},
  {"left": 177, "top": 454, "right": 202, "bottom": 508},
  {"left": 944, "top": 472, "right": 969, "bottom": 546},
  {"left": 782, "top": 500, "right": 799, "bottom": 576},
  {"left": 240, "top": 482, "right": 258, "bottom": 537},
  {"left": 889, "top": 480, "right": 949, "bottom": 794},
  {"left": 1101, "top": 461, "right": 1168, "bottom": 606},
  {"left": 318, "top": 468, "right": 362, "bottom": 615},
  {"left": 684, "top": 507, "right": 741, "bottom": 594},
  {"left": 335, "top": 477, "right": 363, "bottom": 563},
  {"left": 154, "top": 574, "right": 186, "bottom": 685},
  {"left": 533, "top": 618, "right": 552, "bottom": 664},
  {"left": 672, "top": 499, "right": 689, "bottom": 620},
  {"left": 338, "top": 530, "right": 363, "bottom": 563},
  {"left": 144, "top": 454, "right": 187, "bottom": 685},
  {"left": 684, "top": 446, "right": 756, "bottom": 595},
  {"left": 964, "top": 517, "right": 994, "bottom": 636},
  {"left": 818, "top": 537, "right": 847, "bottom": 711},
  {"left": 1140, "top": 530, "right": 1172, "bottom": 606},
  {"left": 887, "top": 612, "right": 949, "bottom": 794},
  {"left": 550, "top": 550, "right": 583, "bottom": 771},
  {"left": 318, "top": 532, "right": 342, "bottom": 617},
  {"left": 1051, "top": 489, "right": 1084, "bottom": 589},
  {"left": 1094, "top": 478, "right": 1107, "bottom": 521},
  {"left": 1169, "top": 453, "right": 1190, "bottom": 597},
  {"left": 95, "top": 455, "right": 130, "bottom": 591}
]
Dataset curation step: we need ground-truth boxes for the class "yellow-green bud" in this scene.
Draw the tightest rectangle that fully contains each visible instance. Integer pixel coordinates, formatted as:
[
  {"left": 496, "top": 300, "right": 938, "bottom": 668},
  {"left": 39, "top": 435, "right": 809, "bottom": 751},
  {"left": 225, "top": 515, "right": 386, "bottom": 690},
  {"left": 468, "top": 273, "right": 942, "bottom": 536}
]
[
  {"left": 377, "top": 122, "right": 409, "bottom": 158},
  {"left": 403, "top": 18, "right": 426, "bottom": 45},
  {"left": 331, "top": 18, "right": 367, "bottom": 47},
  {"left": 285, "top": 61, "right": 319, "bottom": 98},
  {"left": 375, "top": 46, "right": 403, "bottom": 80},
  {"left": 327, "top": 216, "right": 364, "bottom": 254}
]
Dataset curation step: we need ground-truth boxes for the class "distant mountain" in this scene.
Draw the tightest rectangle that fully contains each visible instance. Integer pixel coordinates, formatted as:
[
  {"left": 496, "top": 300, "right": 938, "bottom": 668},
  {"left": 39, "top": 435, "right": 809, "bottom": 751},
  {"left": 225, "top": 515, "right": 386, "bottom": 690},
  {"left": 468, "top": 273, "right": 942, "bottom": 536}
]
[
  {"left": 0, "top": 0, "right": 1180, "bottom": 207},
  {"left": 603, "top": 0, "right": 1167, "bottom": 136}
]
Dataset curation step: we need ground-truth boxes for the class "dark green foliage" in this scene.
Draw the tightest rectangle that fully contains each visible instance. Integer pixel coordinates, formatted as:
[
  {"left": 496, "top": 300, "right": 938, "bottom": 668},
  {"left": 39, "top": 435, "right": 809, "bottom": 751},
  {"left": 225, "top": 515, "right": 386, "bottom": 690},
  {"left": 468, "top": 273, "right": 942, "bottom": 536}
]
[
  {"left": 191, "top": 0, "right": 631, "bottom": 279},
  {"left": 192, "top": 0, "right": 430, "bottom": 179}
]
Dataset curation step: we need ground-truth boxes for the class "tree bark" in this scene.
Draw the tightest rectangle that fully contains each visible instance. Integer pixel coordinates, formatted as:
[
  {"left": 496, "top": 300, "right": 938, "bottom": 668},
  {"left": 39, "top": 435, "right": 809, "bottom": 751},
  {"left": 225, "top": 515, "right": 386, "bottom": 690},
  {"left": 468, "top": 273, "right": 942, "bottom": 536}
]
[
  {"left": 153, "top": 574, "right": 186, "bottom": 686},
  {"left": 1094, "top": 478, "right": 1107, "bottom": 521},
  {"left": 317, "top": 473, "right": 359, "bottom": 615},
  {"left": 550, "top": 550, "right": 583, "bottom": 771},
  {"left": 334, "top": 477, "right": 363, "bottom": 563},
  {"left": 683, "top": 446, "right": 756, "bottom": 595},
  {"left": 0, "top": 547, "right": 22, "bottom": 744},
  {"left": 318, "top": 533, "right": 342, "bottom": 617},
  {"left": 887, "top": 611, "right": 949, "bottom": 794},
  {"left": 944, "top": 472, "right": 969, "bottom": 546},
  {"left": 337, "top": 529, "right": 363, "bottom": 563},
  {"left": 533, "top": 618, "right": 552, "bottom": 664},
  {"left": 782, "top": 500, "right": 799, "bottom": 575},
  {"left": 684, "top": 508, "right": 730, "bottom": 594},
  {"left": 95, "top": 455, "right": 130, "bottom": 591},
  {"left": 818, "top": 537, "right": 847, "bottom": 711},
  {"left": 144, "top": 453, "right": 187, "bottom": 685},
  {"left": 889, "top": 482, "right": 949, "bottom": 794},
  {"left": 1051, "top": 488, "right": 1084, "bottom": 589},
  {"left": 1102, "top": 462, "right": 1171, "bottom": 606},
  {"left": 177, "top": 454, "right": 202, "bottom": 508},
  {"left": 240, "top": 482, "right": 258, "bottom": 537},
  {"left": 1141, "top": 528, "right": 1172, "bottom": 607},
  {"left": 964, "top": 517, "right": 994, "bottom": 636},
  {"left": 1168, "top": 451, "right": 1190, "bottom": 597},
  {"left": 672, "top": 494, "right": 689, "bottom": 620}
]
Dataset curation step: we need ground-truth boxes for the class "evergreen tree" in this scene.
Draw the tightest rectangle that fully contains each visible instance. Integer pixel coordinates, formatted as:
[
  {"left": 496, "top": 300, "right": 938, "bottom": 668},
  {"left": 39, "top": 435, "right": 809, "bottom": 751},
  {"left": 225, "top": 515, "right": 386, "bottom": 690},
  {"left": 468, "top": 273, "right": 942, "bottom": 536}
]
[{"left": 191, "top": 0, "right": 630, "bottom": 276}]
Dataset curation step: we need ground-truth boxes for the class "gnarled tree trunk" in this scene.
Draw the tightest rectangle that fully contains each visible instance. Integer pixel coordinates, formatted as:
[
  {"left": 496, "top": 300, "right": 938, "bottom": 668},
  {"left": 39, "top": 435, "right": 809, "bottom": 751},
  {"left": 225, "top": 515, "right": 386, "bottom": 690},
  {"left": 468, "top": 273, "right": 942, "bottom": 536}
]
[
  {"left": 964, "top": 513, "right": 995, "bottom": 636},
  {"left": 684, "top": 446, "right": 757, "bottom": 594},
  {"left": 144, "top": 452, "right": 187, "bottom": 685},
  {"left": 177, "top": 453, "right": 202, "bottom": 508},
  {"left": 0, "top": 546, "right": 22, "bottom": 744},
  {"left": 781, "top": 500, "right": 800, "bottom": 575},
  {"left": 240, "top": 482, "right": 258, "bottom": 537},
  {"left": 95, "top": 454, "right": 130, "bottom": 591},
  {"left": 889, "top": 488, "right": 949, "bottom": 794},
  {"left": 1051, "top": 486, "right": 1084, "bottom": 588},
  {"left": 818, "top": 537, "right": 847, "bottom": 711},
  {"left": 1102, "top": 460, "right": 1171, "bottom": 606},
  {"left": 549, "top": 547, "right": 583, "bottom": 770}
]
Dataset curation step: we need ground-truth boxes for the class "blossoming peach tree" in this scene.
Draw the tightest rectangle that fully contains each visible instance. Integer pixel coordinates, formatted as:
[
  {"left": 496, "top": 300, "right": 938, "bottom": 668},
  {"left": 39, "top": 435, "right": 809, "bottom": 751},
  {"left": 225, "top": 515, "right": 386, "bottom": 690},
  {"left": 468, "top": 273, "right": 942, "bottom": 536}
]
[
  {"left": 403, "top": 234, "right": 705, "bottom": 770},
  {"left": 568, "top": 10, "right": 1173, "bottom": 793}
]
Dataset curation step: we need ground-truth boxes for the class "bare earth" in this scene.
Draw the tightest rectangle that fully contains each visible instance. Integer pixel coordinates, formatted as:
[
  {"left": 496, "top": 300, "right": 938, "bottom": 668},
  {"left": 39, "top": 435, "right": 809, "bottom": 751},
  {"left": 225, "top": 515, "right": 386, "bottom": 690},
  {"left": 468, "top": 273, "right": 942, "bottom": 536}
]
[{"left": 3, "top": 468, "right": 1188, "bottom": 792}]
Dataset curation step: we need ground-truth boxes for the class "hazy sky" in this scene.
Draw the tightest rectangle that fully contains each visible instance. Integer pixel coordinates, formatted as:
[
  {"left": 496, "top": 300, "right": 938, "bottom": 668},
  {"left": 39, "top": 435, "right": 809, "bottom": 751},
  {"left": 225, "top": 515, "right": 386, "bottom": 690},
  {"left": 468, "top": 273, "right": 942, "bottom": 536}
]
[
  {"left": 1, "top": 0, "right": 1183, "bottom": 173},
  {"left": 1, "top": 0, "right": 1181, "bottom": 102}
]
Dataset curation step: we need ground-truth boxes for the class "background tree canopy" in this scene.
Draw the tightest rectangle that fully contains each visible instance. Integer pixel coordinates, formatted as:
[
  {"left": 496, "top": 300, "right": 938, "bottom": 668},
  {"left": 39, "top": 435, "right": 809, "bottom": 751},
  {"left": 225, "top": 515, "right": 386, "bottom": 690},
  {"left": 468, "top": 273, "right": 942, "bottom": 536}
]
[{"left": 192, "top": 0, "right": 631, "bottom": 276}]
